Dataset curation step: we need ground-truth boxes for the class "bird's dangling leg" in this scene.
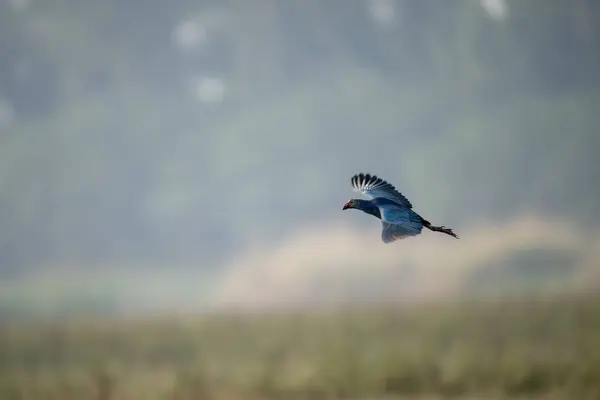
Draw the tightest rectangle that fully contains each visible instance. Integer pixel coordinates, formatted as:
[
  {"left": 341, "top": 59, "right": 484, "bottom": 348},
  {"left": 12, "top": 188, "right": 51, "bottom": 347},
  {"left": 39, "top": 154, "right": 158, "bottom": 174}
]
[
  {"left": 422, "top": 219, "right": 459, "bottom": 239},
  {"left": 428, "top": 224, "right": 459, "bottom": 239}
]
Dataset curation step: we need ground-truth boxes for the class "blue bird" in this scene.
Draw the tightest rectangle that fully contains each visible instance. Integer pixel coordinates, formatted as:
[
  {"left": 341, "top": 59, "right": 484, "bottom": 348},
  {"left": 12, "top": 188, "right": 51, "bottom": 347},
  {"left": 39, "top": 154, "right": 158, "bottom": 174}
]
[{"left": 342, "top": 173, "right": 459, "bottom": 243}]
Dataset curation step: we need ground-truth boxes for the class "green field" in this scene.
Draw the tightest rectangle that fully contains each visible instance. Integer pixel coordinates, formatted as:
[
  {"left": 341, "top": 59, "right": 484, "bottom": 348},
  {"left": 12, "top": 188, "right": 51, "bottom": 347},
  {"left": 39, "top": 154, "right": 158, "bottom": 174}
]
[{"left": 1, "top": 294, "right": 599, "bottom": 400}]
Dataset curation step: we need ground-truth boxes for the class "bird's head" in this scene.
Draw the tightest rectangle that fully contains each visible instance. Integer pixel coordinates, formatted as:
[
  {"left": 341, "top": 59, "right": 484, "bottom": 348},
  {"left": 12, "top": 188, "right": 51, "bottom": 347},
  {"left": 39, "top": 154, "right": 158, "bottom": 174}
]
[{"left": 342, "top": 199, "right": 357, "bottom": 210}]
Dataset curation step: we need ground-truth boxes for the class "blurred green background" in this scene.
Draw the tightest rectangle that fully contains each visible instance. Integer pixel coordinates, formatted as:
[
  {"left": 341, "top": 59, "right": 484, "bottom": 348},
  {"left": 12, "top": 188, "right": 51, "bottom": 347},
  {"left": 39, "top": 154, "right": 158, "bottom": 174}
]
[
  {"left": 1, "top": 1, "right": 600, "bottom": 398},
  {"left": 1, "top": 0, "right": 600, "bottom": 316},
  {"left": 1, "top": 0, "right": 599, "bottom": 317}
]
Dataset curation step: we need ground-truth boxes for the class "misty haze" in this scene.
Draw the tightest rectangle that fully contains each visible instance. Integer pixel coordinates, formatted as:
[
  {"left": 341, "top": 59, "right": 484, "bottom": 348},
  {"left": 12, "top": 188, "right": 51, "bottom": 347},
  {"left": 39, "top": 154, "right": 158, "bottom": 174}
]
[{"left": 0, "top": 1, "right": 599, "bottom": 398}]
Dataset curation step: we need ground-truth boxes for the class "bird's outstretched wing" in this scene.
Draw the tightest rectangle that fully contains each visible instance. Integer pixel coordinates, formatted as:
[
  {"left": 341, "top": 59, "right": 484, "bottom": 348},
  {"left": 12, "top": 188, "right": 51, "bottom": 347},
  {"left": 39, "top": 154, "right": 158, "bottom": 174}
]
[
  {"left": 379, "top": 205, "right": 423, "bottom": 243},
  {"left": 381, "top": 222, "right": 422, "bottom": 243},
  {"left": 351, "top": 173, "right": 413, "bottom": 208}
]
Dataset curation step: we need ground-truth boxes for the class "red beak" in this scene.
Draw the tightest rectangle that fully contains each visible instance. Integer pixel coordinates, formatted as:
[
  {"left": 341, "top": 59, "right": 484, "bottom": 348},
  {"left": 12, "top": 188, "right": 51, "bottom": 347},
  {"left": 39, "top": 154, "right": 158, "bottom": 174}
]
[{"left": 342, "top": 201, "right": 350, "bottom": 210}]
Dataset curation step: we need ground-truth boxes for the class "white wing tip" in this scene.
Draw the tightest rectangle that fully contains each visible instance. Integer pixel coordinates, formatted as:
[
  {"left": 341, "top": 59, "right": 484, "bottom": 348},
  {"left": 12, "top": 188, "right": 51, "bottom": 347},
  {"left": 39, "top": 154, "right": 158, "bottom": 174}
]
[{"left": 350, "top": 173, "right": 391, "bottom": 191}]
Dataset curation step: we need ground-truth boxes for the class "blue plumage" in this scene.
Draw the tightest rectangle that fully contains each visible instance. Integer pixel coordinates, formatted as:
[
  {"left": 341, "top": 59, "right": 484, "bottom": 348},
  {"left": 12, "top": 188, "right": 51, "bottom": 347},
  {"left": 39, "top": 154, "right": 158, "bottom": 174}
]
[{"left": 343, "top": 173, "right": 459, "bottom": 243}]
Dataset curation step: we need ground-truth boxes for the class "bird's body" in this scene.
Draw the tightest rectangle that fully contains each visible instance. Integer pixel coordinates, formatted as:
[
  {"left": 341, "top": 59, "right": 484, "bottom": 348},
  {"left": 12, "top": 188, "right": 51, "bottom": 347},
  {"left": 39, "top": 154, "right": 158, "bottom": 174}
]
[{"left": 342, "top": 173, "right": 458, "bottom": 243}]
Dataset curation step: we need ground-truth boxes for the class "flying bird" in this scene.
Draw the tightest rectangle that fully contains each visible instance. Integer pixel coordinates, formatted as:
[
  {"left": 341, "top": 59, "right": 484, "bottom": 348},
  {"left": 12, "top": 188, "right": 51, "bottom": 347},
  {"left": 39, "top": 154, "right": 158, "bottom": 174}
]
[{"left": 342, "top": 173, "right": 459, "bottom": 243}]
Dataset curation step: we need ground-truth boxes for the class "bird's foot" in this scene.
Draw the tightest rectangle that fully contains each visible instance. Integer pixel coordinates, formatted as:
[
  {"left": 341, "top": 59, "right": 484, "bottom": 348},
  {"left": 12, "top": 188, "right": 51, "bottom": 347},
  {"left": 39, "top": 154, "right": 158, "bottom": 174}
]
[{"left": 430, "top": 225, "right": 459, "bottom": 239}]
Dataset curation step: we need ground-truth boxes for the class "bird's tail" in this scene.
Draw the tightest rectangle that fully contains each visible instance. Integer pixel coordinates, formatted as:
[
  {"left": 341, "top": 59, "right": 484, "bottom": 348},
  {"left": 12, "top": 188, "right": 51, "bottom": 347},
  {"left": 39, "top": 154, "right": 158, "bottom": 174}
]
[{"left": 421, "top": 218, "right": 459, "bottom": 239}]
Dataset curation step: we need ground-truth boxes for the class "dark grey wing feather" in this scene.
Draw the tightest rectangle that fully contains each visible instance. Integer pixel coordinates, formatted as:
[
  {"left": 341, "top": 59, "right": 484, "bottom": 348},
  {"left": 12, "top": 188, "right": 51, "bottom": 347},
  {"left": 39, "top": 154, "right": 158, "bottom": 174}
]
[
  {"left": 379, "top": 204, "right": 424, "bottom": 243},
  {"left": 381, "top": 221, "right": 423, "bottom": 243},
  {"left": 350, "top": 173, "right": 413, "bottom": 208}
]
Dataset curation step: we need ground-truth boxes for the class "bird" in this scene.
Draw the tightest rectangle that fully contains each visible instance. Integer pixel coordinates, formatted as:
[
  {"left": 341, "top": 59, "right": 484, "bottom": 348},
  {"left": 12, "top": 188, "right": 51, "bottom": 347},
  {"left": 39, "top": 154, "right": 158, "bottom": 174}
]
[{"left": 342, "top": 173, "right": 459, "bottom": 243}]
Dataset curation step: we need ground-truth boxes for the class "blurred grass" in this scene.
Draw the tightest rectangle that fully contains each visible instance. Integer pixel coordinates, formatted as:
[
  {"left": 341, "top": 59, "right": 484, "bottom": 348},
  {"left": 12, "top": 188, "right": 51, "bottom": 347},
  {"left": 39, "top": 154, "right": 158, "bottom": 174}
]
[{"left": 0, "top": 294, "right": 599, "bottom": 399}]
